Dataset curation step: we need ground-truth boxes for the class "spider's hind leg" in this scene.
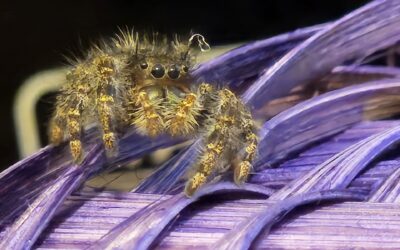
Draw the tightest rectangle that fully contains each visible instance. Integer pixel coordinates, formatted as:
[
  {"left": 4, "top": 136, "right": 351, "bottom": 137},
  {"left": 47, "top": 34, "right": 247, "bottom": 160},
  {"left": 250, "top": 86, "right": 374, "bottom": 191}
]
[
  {"left": 66, "top": 103, "right": 84, "bottom": 163},
  {"left": 93, "top": 55, "right": 122, "bottom": 157},
  {"left": 184, "top": 86, "right": 258, "bottom": 196},
  {"left": 97, "top": 91, "right": 119, "bottom": 156},
  {"left": 233, "top": 117, "right": 258, "bottom": 184},
  {"left": 185, "top": 139, "right": 226, "bottom": 196},
  {"left": 48, "top": 109, "right": 66, "bottom": 146},
  {"left": 49, "top": 82, "right": 87, "bottom": 164}
]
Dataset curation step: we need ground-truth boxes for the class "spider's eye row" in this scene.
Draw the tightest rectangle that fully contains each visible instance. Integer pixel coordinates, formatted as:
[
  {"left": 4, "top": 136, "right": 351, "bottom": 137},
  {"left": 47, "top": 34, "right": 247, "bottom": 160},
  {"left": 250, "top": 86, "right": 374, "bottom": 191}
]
[
  {"left": 139, "top": 61, "right": 148, "bottom": 69},
  {"left": 182, "top": 65, "right": 189, "bottom": 73},
  {"left": 151, "top": 63, "right": 165, "bottom": 78},
  {"left": 168, "top": 64, "right": 180, "bottom": 79}
]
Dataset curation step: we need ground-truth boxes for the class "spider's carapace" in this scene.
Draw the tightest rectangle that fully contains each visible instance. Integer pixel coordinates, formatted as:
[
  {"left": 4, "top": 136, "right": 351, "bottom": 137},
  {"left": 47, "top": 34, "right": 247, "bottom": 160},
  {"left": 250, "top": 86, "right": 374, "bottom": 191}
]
[{"left": 49, "top": 31, "right": 258, "bottom": 196}]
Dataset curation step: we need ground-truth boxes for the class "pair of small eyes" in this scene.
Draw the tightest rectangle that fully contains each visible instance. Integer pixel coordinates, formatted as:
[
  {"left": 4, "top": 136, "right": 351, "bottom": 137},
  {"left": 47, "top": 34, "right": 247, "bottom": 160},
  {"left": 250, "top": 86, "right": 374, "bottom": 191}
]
[{"left": 139, "top": 62, "right": 188, "bottom": 79}]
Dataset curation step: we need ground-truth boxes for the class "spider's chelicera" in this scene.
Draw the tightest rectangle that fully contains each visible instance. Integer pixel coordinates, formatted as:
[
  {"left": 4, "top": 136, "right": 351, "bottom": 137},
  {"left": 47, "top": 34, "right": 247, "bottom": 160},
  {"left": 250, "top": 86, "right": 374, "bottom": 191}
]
[{"left": 49, "top": 31, "right": 258, "bottom": 196}]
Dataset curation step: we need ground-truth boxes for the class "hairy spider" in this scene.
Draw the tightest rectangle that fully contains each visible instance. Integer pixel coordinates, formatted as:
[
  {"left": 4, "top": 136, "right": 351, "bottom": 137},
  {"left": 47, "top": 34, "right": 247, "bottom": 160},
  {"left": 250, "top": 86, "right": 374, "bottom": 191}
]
[{"left": 48, "top": 30, "right": 258, "bottom": 196}]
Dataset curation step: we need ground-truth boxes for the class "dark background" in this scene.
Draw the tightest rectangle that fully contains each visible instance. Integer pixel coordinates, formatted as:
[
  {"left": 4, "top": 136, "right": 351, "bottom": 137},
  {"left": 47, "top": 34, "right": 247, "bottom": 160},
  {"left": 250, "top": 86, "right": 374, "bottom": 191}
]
[{"left": 0, "top": 0, "right": 369, "bottom": 169}]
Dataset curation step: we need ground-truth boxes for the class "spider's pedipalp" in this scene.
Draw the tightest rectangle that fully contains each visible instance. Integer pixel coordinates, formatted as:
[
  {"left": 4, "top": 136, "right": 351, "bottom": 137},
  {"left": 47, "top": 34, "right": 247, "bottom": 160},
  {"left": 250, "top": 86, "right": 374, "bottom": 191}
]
[
  {"left": 166, "top": 92, "right": 200, "bottom": 136},
  {"left": 131, "top": 90, "right": 164, "bottom": 137}
]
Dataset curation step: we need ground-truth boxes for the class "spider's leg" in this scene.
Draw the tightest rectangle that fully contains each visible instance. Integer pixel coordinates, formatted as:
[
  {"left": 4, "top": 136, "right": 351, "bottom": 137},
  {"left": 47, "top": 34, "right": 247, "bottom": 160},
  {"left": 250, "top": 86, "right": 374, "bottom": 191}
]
[
  {"left": 67, "top": 78, "right": 92, "bottom": 163},
  {"left": 233, "top": 117, "right": 258, "bottom": 184},
  {"left": 49, "top": 68, "right": 89, "bottom": 163},
  {"left": 97, "top": 91, "right": 118, "bottom": 155},
  {"left": 48, "top": 102, "right": 67, "bottom": 145},
  {"left": 185, "top": 86, "right": 258, "bottom": 196},
  {"left": 66, "top": 101, "right": 84, "bottom": 163},
  {"left": 93, "top": 54, "right": 121, "bottom": 156},
  {"left": 185, "top": 139, "right": 226, "bottom": 196},
  {"left": 184, "top": 86, "right": 235, "bottom": 196}
]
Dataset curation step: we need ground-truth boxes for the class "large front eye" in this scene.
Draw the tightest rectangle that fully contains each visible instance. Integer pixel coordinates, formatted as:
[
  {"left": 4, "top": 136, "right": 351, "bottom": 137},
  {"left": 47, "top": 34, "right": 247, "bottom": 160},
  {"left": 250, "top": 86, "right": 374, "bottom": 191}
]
[
  {"left": 167, "top": 64, "right": 180, "bottom": 79},
  {"left": 151, "top": 63, "right": 165, "bottom": 78}
]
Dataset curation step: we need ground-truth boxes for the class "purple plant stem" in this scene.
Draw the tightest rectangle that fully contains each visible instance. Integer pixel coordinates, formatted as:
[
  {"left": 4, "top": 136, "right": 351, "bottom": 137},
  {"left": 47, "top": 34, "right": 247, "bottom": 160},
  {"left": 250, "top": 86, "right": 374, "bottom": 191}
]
[
  {"left": 325, "top": 65, "right": 400, "bottom": 84},
  {"left": 254, "top": 65, "right": 400, "bottom": 119},
  {"left": 0, "top": 144, "right": 103, "bottom": 249},
  {"left": 0, "top": 146, "right": 52, "bottom": 187},
  {"left": 214, "top": 190, "right": 366, "bottom": 250},
  {"left": 133, "top": 140, "right": 201, "bottom": 194},
  {"left": 88, "top": 182, "right": 273, "bottom": 250},
  {"left": 252, "top": 121, "right": 400, "bottom": 187},
  {"left": 34, "top": 195, "right": 400, "bottom": 249},
  {"left": 369, "top": 166, "right": 400, "bottom": 202},
  {"left": 275, "top": 125, "right": 400, "bottom": 198},
  {"left": 257, "top": 79, "right": 400, "bottom": 168},
  {"left": 243, "top": 0, "right": 400, "bottom": 109}
]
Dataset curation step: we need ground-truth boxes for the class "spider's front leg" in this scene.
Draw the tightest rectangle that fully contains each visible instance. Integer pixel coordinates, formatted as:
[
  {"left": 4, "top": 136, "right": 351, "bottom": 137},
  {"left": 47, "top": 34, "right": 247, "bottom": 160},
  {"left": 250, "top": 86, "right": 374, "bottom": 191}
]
[{"left": 184, "top": 85, "right": 258, "bottom": 196}]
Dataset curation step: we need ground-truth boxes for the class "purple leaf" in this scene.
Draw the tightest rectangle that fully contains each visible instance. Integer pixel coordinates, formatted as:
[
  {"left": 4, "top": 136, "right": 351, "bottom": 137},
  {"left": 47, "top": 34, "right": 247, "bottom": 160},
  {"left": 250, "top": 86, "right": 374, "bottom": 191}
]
[
  {"left": 133, "top": 141, "right": 201, "bottom": 194},
  {"left": 369, "top": 166, "right": 400, "bottom": 202},
  {"left": 257, "top": 79, "right": 400, "bottom": 168},
  {"left": 243, "top": 0, "right": 400, "bottom": 109},
  {"left": 325, "top": 65, "right": 400, "bottom": 85},
  {"left": 89, "top": 182, "right": 272, "bottom": 250},
  {"left": 0, "top": 144, "right": 103, "bottom": 250},
  {"left": 213, "top": 189, "right": 366, "bottom": 250}
]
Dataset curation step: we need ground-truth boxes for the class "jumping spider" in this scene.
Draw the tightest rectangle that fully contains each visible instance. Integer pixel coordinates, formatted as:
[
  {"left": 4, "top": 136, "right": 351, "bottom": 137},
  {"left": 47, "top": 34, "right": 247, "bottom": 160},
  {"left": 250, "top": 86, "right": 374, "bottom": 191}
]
[{"left": 49, "top": 31, "right": 258, "bottom": 196}]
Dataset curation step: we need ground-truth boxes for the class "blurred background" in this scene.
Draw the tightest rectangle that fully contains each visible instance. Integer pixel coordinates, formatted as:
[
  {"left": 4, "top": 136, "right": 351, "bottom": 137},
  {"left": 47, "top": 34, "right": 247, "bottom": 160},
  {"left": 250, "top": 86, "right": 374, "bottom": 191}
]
[{"left": 0, "top": 0, "right": 369, "bottom": 170}]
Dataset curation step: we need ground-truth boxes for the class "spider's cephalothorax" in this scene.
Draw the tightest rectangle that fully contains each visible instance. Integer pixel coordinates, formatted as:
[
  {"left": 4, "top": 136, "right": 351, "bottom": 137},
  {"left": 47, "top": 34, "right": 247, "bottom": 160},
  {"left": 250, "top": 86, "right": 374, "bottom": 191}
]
[{"left": 49, "top": 31, "right": 258, "bottom": 196}]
